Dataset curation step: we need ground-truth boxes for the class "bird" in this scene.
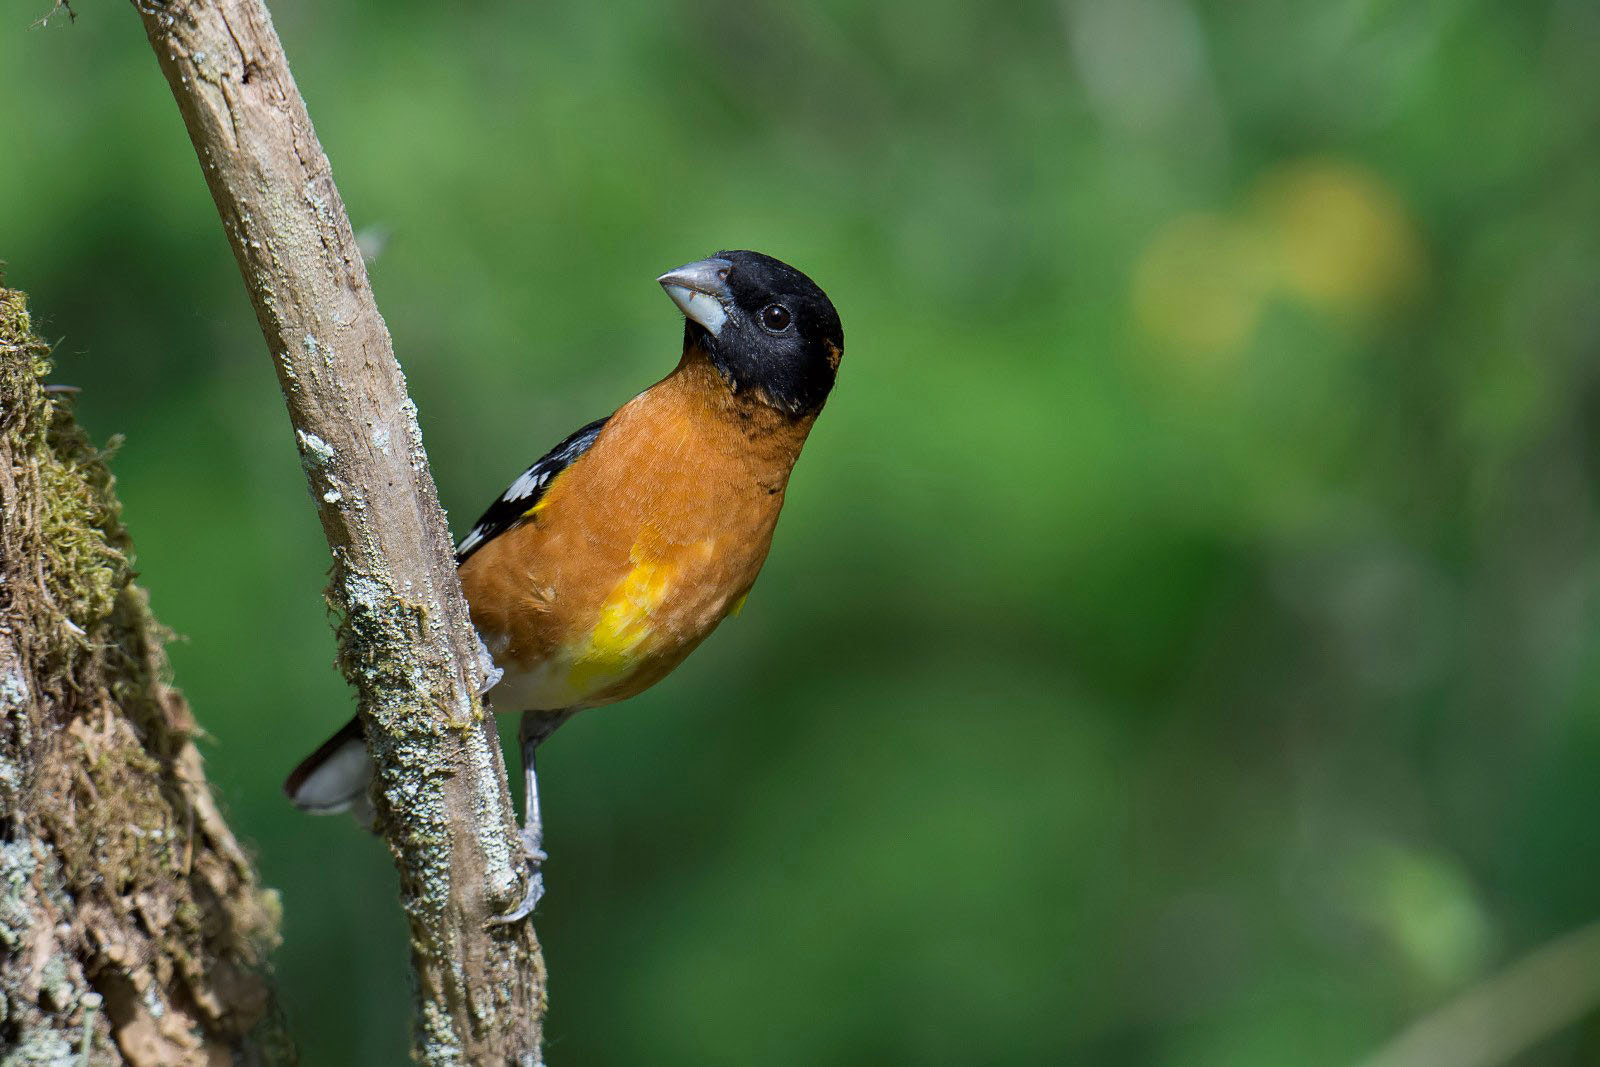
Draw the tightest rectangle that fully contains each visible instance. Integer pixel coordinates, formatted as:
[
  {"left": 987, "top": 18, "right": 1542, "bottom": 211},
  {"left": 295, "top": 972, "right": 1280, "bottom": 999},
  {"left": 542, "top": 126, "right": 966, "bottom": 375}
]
[{"left": 283, "top": 250, "right": 843, "bottom": 921}]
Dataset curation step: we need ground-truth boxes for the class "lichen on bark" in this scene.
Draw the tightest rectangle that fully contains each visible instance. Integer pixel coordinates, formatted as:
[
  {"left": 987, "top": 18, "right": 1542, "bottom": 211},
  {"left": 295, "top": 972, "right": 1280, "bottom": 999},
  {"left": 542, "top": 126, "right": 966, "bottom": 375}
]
[
  {"left": 0, "top": 285, "right": 293, "bottom": 1065},
  {"left": 130, "top": 0, "right": 549, "bottom": 1058}
]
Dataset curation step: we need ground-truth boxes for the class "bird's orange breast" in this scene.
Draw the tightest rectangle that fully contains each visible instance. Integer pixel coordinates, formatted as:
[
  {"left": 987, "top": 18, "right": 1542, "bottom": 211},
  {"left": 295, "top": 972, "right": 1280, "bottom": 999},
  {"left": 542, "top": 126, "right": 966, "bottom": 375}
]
[{"left": 457, "top": 352, "right": 817, "bottom": 712}]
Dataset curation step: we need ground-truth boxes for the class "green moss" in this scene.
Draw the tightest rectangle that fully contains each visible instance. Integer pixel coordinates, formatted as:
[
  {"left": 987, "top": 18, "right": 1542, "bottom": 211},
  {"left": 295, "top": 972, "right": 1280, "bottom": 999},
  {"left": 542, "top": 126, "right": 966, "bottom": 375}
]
[
  {"left": 37, "top": 425, "right": 130, "bottom": 639},
  {"left": 1, "top": 287, "right": 291, "bottom": 1060},
  {"left": 1, "top": 288, "right": 132, "bottom": 688}
]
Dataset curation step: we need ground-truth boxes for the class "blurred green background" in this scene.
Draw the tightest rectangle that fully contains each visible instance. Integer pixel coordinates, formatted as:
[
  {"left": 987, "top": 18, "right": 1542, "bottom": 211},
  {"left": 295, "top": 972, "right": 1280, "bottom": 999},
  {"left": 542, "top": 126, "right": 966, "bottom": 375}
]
[{"left": 6, "top": 0, "right": 1600, "bottom": 1063}]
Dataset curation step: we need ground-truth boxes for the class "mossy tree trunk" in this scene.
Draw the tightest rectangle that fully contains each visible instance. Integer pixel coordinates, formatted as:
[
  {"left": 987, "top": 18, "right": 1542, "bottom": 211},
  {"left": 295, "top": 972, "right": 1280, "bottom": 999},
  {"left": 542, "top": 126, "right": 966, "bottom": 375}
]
[{"left": 0, "top": 286, "right": 293, "bottom": 1065}]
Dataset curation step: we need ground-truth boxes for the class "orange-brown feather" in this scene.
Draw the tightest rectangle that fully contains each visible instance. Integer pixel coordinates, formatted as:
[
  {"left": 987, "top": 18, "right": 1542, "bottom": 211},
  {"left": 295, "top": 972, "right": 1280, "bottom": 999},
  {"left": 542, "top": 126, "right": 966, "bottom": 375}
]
[{"left": 457, "top": 346, "right": 817, "bottom": 712}]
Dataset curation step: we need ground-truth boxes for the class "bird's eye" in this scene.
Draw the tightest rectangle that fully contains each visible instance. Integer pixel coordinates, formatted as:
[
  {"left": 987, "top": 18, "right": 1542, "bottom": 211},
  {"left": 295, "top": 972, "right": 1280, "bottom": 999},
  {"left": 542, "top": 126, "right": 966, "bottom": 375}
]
[{"left": 760, "top": 304, "right": 791, "bottom": 332}]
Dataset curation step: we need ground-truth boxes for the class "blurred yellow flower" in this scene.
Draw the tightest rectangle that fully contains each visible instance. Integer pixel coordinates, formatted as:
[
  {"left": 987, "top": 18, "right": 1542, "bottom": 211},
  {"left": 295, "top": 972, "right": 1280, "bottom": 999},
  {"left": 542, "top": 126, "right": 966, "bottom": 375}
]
[
  {"left": 1131, "top": 211, "right": 1271, "bottom": 365},
  {"left": 1132, "top": 158, "right": 1426, "bottom": 367},
  {"left": 1253, "top": 158, "right": 1426, "bottom": 316}
]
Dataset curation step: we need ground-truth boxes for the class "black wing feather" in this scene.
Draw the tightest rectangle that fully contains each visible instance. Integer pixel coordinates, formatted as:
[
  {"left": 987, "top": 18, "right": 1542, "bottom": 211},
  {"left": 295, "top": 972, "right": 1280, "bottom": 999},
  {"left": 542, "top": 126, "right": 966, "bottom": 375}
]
[{"left": 454, "top": 416, "right": 608, "bottom": 564}]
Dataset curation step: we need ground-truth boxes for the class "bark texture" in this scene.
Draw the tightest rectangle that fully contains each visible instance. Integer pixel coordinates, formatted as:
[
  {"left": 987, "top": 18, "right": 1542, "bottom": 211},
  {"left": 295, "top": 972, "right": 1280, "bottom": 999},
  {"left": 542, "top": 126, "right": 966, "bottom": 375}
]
[
  {"left": 129, "top": 0, "right": 546, "bottom": 1062},
  {"left": 0, "top": 287, "right": 292, "bottom": 1064}
]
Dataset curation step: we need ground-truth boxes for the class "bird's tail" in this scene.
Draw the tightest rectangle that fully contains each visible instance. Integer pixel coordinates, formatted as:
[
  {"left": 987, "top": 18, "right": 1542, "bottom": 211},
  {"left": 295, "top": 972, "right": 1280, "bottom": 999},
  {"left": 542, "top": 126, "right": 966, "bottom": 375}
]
[{"left": 283, "top": 715, "right": 376, "bottom": 828}]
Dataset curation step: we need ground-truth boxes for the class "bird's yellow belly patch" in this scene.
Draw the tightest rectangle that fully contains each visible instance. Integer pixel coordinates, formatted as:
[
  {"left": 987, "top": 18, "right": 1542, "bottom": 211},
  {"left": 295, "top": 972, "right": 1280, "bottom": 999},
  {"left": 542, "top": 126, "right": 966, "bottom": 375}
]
[
  {"left": 567, "top": 559, "right": 674, "bottom": 693},
  {"left": 485, "top": 556, "right": 681, "bottom": 711},
  {"left": 481, "top": 535, "right": 753, "bottom": 714}
]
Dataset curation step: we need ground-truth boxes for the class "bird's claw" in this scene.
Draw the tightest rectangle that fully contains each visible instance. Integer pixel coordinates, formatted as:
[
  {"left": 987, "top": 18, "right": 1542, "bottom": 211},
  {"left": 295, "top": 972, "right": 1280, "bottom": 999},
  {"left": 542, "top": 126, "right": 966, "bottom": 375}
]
[
  {"left": 516, "top": 825, "right": 546, "bottom": 865},
  {"left": 488, "top": 868, "right": 544, "bottom": 926},
  {"left": 487, "top": 829, "right": 548, "bottom": 926}
]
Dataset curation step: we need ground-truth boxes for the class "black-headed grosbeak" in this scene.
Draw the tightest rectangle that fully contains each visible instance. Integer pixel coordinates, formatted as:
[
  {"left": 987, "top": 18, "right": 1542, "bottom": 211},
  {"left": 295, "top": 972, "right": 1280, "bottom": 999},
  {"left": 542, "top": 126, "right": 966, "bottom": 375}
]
[{"left": 285, "top": 250, "right": 843, "bottom": 919}]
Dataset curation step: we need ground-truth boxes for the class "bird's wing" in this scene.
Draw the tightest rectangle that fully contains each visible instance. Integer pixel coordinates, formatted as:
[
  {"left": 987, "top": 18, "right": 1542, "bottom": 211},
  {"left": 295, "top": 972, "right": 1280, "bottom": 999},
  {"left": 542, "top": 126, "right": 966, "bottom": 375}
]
[{"left": 454, "top": 416, "right": 609, "bottom": 564}]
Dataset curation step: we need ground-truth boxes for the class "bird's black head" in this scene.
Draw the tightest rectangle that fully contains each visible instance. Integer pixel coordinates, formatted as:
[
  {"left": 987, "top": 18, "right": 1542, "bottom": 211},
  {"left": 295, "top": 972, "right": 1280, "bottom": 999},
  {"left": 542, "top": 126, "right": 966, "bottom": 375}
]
[{"left": 658, "top": 250, "right": 843, "bottom": 417}]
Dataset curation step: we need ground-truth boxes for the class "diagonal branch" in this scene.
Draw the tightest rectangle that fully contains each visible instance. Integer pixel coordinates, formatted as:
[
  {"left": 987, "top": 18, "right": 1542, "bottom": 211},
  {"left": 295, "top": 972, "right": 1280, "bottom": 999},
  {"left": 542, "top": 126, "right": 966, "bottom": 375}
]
[{"left": 129, "top": 0, "right": 546, "bottom": 1060}]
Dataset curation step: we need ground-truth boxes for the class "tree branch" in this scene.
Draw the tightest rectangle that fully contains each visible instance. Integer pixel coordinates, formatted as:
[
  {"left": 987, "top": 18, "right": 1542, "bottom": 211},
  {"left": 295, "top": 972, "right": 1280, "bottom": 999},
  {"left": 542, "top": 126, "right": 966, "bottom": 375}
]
[{"left": 128, "top": 1, "right": 546, "bottom": 1061}]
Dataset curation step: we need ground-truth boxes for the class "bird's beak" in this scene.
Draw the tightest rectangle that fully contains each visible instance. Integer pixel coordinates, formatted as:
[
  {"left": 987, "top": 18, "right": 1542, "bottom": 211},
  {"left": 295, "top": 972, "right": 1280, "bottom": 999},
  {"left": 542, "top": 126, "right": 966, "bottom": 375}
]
[{"left": 658, "top": 257, "right": 735, "bottom": 337}]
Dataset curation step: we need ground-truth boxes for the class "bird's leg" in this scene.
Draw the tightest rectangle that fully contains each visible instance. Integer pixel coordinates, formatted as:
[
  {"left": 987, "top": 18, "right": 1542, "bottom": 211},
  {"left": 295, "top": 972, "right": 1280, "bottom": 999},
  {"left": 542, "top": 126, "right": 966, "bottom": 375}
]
[
  {"left": 516, "top": 712, "right": 548, "bottom": 864},
  {"left": 490, "top": 709, "right": 574, "bottom": 925}
]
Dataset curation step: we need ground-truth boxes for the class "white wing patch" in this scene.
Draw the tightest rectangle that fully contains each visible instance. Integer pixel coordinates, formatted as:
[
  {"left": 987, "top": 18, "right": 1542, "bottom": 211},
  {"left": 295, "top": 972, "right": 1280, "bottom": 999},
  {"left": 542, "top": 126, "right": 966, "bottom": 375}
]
[
  {"left": 503, "top": 467, "right": 552, "bottom": 502},
  {"left": 454, "top": 416, "right": 608, "bottom": 563},
  {"left": 456, "top": 527, "right": 488, "bottom": 557}
]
